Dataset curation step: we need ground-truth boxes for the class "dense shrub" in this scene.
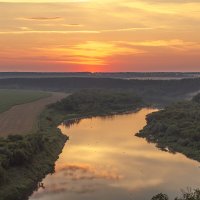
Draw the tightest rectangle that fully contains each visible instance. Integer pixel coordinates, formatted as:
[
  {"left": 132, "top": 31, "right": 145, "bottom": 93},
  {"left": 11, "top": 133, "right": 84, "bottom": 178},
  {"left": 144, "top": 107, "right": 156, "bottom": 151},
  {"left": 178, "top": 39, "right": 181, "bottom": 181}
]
[
  {"left": 152, "top": 189, "right": 200, "bottom": 200},
  {"left": 152, "top": 193, "right": 168, "bottom": 200},
  {"left": 192, "top": 93, "right": 200, "bottom": 103},
  {"left": 138, "top": 93, "right": 200, "bottom": 162},
  {"left": 0, "top": 133, "right": 48, "bottom": 175},
  {"left": 50, "top": 89, "right": 144, "bottom": 115},
  {"left": 175, "top": 189, "right": 200, "bottom": 200},
  {"left": 0, "top": 166, "right": 7, "bottom": 185},
  {"left": 7, "top": 135, "right": 23, "bottom": 142}
]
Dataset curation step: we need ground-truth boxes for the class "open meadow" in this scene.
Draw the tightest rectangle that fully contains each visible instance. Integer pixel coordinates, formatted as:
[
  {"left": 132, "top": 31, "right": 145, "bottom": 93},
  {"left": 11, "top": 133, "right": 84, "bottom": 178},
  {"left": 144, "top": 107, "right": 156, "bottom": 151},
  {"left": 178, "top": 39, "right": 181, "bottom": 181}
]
[
  {"left": 0, "top": 89, "right": 51, "bottom": 113},
  {"left": 0, "top": 90, "right": 68, "bottom": 136}
]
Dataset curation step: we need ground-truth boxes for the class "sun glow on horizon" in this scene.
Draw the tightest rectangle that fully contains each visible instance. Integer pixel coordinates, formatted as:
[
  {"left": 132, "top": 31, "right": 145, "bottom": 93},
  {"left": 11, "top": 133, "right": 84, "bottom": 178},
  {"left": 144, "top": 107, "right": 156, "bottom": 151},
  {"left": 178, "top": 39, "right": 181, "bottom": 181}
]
[{"left": 0, "top": 0, "right": 200, "bottom": 71}]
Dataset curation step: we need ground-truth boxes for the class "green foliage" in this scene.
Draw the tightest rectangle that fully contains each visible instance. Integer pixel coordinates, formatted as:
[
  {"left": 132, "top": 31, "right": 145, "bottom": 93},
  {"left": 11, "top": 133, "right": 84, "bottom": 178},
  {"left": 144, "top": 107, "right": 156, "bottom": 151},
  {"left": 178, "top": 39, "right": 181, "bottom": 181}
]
[
  {"left": 7, "top": 135, "right": 23, "bottom": 141},
  {"left": 51, "top": 89, "right": 143, "bottom": 115},
  {"left": 192, "top": 93, "right": 200, "bottom": 103},
  {"left": 152, "top": 193, "right": 169, "bottom": 200},
  {"left": 152, "top": 189, "right": 200, "bottom": 200},
  {"left": 0, "top": 166, "right": 7, "bottom": 186},
  {"left": 138, "top": 93, "right": 200, "bottom": 161},
  {"left": 175, "top": 189, "right": 200, "bottom": 200},
  {"left": 0, "top": 107, "right": 68, "bottom": 200},
  {"left": 0, "top": 89, "right": 50, "bottom": 113},
  {"left": 0, "top": 134, "right": 47, "bottom": 169}
]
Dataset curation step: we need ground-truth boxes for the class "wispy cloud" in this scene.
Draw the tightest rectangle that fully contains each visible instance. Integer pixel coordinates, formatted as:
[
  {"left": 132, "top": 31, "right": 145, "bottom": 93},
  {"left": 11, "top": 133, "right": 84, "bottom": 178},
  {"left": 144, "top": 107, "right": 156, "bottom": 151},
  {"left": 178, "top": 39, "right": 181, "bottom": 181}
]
[
  {"left": 61, "top": 23, "right": 84, "bottom": 27},
  {"left": 118, "top": 40, "right": 196, "bottom": 47},
  {"left": 35, "top": 41, "right": 144, "bottom": 65},
  {"left": 0, "top": 27, "right": 154, "bottom": 35},
  {"left": 117, "top": 40, "right": 200, "bottom": 53},
  {"left": 16, "top": 16, "right": 63, "bottom": 21},
  {"left": 0, "top": 30, "right": 100, "bottom": 34}
]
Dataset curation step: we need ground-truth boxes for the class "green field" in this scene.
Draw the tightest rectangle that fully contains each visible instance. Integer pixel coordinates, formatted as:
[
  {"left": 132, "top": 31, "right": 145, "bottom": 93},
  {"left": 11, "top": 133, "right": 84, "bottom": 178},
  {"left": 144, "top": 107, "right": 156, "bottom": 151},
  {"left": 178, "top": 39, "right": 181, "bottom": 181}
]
[{"left": 0, "top": 90, "right": 50, "bottom": 113}]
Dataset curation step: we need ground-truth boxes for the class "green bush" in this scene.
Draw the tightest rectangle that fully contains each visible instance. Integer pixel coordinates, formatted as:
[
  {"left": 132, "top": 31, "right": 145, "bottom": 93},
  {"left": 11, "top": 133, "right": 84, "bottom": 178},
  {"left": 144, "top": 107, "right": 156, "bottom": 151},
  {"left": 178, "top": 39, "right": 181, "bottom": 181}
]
[
  {"left": 192, "top": 93, "right": 200, "bottom": 103},
  {"left": 0, "top": 166, "right": 7, "bottom": 185},
  {"left": 152, "top": 189, "right": 200, "bottom": 200},
  {"left": 50, "top": 89, "right": 143, "bottom": 115},
  {"left": 138, "top": 94, "right": 200, "bottom": 162},
  {"left": 7, "top": 135, "right": 23, "bottom": 142},
  {"left": 152, "top": 193, "right": 168, "bottom": 200}
]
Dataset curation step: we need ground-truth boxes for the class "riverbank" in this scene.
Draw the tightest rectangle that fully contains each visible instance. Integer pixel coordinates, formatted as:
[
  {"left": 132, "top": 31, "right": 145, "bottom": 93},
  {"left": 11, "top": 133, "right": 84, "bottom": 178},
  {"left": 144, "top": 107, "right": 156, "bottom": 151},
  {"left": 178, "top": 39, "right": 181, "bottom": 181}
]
[
  {"left": 0, "top": 90, "right": 145, "bottom": 200},
  {"left": 0, "top": 108, "right": 68, "bottom": 200},
  {"left": 137, "top": 93, "right": 200, "bottom": 163}
]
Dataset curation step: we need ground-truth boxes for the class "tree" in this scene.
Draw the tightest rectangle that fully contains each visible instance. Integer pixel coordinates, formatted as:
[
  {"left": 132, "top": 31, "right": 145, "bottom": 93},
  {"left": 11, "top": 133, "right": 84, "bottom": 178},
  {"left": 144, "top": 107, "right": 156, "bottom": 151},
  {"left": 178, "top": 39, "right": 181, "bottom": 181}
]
[
  {"left": 151, "top": 193, "right": 169, "bottom": 200},
  {"left": 192, "top": 93, "right": 200, "bottom": 103}
]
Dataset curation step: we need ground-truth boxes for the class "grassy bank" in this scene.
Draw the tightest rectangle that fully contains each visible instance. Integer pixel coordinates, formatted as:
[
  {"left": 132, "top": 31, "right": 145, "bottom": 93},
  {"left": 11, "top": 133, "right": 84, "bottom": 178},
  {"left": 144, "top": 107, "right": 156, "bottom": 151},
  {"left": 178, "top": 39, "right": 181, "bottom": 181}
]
[
  {"left": 0, "top": 90, "right": 144, "bottom": 200},
  {"left": 137, "top": 93, "right": 200, "bottom": 162},
  {"left": 0, "top": 108, "right": 68, "bottom": 200}
]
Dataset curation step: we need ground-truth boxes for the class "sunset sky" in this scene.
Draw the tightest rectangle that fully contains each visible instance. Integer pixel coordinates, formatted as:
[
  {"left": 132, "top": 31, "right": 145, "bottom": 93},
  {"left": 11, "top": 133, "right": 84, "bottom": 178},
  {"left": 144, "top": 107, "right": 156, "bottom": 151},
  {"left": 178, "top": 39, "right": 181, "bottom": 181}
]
[{"left": 0, "top": 0, "right": 200, "bottom": 72}]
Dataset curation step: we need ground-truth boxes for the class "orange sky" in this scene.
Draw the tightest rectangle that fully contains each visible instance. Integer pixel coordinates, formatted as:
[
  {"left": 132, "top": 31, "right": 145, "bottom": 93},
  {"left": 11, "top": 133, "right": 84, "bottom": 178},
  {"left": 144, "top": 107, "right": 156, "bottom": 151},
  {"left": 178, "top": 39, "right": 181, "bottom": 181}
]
[{"left": 0, "top": 0, "right": 200, "bottom": 72}]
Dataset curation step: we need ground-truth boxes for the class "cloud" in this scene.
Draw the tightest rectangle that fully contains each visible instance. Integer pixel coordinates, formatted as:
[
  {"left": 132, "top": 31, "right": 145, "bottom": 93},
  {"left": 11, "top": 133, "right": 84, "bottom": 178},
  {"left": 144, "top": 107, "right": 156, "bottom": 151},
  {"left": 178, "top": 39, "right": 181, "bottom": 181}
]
[
  {"left": 16, "top": 17, "right": 63, "bottom": 21},
  {"left": 101, "top": 27, "right": 154, "bottom": 32},
  {"left": 0, "top": 26, "right": 154, "bottom": 35},
  {"left": 140, "top": 0, "right": 200, "bottom": 3},
  {"left": 118, "top": 40, "right": 196, "bottom": 47},
  {"left": 19, "top": 26, "right": 32, "bottom": 31},
  {"left": 62, "top": 23, "right": 84, "bottom": 27},
  {"left": 36, "top": 41, "right": 144, "bottom": 65},
  {"left": 0, "top": 30, "right": 100, "bottom": 34},
  {"left": 56, "top": 163, "right": 123, "bottom": 181}
]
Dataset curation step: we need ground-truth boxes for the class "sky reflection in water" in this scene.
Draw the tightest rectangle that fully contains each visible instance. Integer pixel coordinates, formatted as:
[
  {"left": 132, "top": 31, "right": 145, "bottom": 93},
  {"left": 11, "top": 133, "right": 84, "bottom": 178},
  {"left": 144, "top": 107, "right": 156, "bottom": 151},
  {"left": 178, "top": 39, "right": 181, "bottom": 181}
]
[{"left": 30, "top": 108, "right": 200, "bottom": 200}]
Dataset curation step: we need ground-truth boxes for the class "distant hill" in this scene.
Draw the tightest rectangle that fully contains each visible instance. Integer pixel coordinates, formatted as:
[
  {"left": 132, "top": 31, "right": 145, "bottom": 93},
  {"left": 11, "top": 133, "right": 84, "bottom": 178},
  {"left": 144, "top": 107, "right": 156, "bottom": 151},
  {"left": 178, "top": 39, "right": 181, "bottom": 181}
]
[
  {"left": 0, "top": 77, "right": 200, "bottom": 105},
  {"left": 0, "top": 72, "right": 199, "bottom": 80}
]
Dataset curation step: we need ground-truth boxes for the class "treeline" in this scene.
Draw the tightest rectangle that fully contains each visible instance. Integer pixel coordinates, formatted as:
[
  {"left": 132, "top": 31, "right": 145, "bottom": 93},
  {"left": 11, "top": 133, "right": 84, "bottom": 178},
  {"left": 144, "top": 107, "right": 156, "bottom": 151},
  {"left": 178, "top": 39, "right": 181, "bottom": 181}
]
[
  {"left": 1, "top": 77, "right": 200, "bottom": 105},
  {"left": 137, "top": 93, "right": 200, "bottom": 161},
  {"left": 0, "top": 72, "right": 198, "bottom": 79},
  {"left": 50, "top": 89, "right": 144, "bottom": 116},
  {"left": 151, "top": 189, "right": 200, "bottom": 200}
]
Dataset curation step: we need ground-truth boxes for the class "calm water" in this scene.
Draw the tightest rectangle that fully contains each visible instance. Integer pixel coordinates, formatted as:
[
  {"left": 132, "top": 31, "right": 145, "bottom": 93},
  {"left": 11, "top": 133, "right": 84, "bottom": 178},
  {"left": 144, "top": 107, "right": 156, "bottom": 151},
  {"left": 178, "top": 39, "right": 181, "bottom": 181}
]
[{"left": 30, "top": 108, "right": 200, "bottom": 200}]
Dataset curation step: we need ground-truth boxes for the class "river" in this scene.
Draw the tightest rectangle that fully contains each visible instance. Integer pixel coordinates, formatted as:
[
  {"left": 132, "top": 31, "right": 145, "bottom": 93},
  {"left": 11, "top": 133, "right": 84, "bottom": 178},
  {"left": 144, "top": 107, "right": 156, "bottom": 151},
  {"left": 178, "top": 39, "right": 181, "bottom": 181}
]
[{"left": 29, "top": 108, "right": 200, "bottom": 200}]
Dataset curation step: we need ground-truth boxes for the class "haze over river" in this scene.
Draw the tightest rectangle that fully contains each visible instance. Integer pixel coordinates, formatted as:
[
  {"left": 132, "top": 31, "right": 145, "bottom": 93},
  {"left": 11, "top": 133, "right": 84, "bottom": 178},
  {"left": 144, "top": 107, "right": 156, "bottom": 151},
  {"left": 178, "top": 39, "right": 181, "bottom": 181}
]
[{"left": 30, "top": 108, "right": 200, "bottom": 200}]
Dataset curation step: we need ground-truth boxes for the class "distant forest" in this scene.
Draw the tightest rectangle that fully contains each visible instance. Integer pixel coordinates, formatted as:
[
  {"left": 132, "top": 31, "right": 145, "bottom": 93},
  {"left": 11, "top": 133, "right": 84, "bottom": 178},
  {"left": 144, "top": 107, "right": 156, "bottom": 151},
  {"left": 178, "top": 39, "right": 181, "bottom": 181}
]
[
  {"left": 0, "top": 77, "right": 200, "bottom": 105},
  {"left": 0, "top": 72, "right": 199, "bottom": 79}
]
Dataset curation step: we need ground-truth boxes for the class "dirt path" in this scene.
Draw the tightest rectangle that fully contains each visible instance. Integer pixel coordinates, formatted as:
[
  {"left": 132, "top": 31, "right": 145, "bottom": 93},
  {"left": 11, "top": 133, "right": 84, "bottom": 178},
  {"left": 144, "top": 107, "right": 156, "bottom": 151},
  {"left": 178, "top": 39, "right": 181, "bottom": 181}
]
[{"left": 0, "top": 92, "right": 68, "bottom": 136}]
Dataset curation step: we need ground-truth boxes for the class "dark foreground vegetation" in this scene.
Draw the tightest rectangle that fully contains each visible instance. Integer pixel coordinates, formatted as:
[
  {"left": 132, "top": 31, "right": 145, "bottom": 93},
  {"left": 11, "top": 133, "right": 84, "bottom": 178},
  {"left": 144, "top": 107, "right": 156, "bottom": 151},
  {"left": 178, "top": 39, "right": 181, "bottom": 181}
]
[
  {"left": 0, "top": 111, "right": 68, "bottom": 200},
  {"left": 137, "top": 93, "right": 200, "bottom": 161},
  {"left": 0, "top": 90, "right": 144, "bottom": 200},
  {"left": 151, "top": 189, "right": 200, "bottom": 200}
]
